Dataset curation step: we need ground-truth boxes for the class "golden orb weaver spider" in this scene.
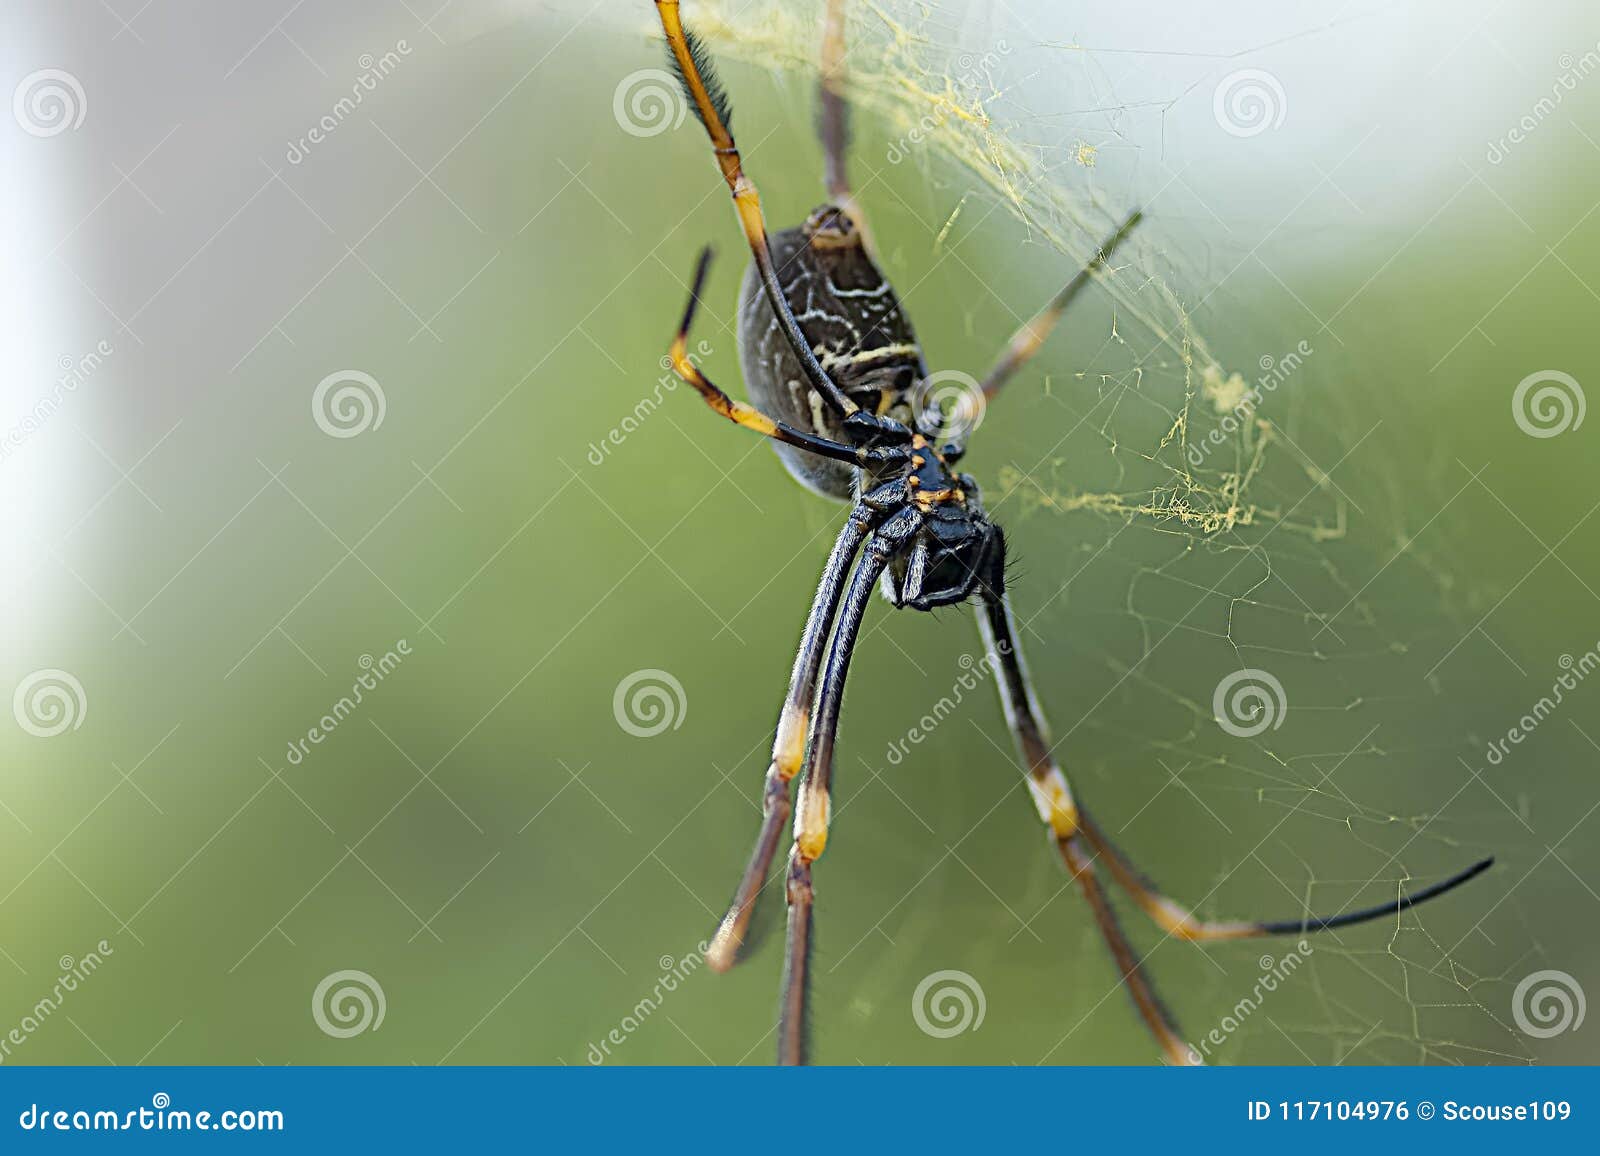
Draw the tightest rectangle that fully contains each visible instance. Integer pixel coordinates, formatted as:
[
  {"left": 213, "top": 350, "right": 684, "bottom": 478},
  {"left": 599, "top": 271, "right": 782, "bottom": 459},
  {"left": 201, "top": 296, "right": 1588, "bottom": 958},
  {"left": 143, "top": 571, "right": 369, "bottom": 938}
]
[{"left": 653, "top": 0, "right": 1492, "bottom": 1065}]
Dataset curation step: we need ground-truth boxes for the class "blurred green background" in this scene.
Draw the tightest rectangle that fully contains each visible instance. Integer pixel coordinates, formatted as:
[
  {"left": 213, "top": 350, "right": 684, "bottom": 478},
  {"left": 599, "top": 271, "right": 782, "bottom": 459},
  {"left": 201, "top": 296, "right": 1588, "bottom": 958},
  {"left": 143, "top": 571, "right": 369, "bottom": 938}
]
[{"left": 2, "top": 0, "right": 1597, "bottom": 1066}]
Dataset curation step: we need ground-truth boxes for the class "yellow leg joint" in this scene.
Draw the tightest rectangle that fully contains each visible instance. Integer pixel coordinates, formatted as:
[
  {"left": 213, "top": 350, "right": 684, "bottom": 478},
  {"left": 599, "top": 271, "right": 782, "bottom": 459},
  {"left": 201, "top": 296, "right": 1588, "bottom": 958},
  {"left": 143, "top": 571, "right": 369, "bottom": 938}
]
[
  {"left": 772, "top": 704, "right": 808, "bottom": 780},
  {"left": 794, "top": 783, "right": 830, "bottom": 862},
  {"left": 1028, "top": 767, "right": 1079, "bottom": 839}
]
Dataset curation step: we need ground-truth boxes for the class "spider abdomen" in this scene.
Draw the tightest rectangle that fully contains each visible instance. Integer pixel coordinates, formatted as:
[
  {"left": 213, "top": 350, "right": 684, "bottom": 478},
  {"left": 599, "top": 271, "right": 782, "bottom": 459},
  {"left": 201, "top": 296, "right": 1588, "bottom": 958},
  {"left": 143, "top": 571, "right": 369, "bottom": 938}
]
[{"left": 736, "top": 204, "right": 925, "bottom": 499}]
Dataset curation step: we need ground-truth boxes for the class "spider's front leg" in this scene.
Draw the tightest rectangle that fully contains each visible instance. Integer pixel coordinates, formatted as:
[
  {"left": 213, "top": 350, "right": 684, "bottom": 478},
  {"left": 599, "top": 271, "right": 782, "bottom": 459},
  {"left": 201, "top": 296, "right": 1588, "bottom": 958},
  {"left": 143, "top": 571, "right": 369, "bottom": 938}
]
[
  {"left": 705, "top": 506, "right": 874, "bottom": 972},
  {"left": 705, "top": 483, "right": 909, "bottom": 975},
  {"left": 778, "top": 508, "right": 919, "bottom": 1064},
  {"left": 666, "top": 249, "right": 908, "bottom": 468}
]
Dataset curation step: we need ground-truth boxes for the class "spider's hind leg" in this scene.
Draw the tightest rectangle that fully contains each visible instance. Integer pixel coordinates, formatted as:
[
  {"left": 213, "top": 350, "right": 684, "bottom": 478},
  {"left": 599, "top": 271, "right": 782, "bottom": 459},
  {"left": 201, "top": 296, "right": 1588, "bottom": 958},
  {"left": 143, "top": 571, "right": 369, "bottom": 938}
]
[
  {"left": 972, "top": 530, "right": 1493, "bottom": 1062},
  {"left": 974, "top": 528, "right": 1199, "bottom": 1065}
]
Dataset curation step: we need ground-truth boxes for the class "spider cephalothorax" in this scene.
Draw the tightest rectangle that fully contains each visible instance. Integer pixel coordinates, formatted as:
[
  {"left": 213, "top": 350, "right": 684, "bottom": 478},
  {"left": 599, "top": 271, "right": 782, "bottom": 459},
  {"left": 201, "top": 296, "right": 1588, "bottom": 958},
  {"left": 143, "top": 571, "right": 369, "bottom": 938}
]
[{"left": 652, "top": 0, "right": 1492, "bottom": 1066}]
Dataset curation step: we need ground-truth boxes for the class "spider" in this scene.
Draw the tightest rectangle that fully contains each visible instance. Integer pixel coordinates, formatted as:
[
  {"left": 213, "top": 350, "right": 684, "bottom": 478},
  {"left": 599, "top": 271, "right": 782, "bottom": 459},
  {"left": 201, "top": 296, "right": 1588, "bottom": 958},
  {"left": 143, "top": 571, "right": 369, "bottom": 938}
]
[{"left": 653, "top": 0, "right": 1493, "bottom": 1065}]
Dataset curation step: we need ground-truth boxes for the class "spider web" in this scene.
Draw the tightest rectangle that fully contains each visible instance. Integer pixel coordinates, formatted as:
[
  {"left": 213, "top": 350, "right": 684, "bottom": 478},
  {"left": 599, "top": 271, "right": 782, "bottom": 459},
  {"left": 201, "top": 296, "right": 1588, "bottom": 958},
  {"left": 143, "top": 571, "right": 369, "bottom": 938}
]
[{"left": 681, "top": 0, "right": 1534, "bottom": 1066}]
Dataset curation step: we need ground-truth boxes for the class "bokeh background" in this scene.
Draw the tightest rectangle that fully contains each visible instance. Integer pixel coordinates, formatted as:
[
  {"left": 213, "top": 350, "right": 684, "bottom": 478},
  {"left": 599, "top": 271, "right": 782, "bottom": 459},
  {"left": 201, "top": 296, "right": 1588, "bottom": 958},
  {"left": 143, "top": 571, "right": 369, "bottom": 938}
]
[{"left": 2, "top": 0, "right": 1597, "bottom": 1066}]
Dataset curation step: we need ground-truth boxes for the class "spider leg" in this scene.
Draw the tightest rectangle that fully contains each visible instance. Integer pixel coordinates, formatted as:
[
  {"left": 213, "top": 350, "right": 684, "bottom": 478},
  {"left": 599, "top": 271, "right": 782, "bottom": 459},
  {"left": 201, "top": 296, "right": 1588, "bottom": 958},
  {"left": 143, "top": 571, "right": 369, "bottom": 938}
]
[
  {"left": 1074, "top": 811, "right": 1494, "bottom": 942},
  {"left": 974, "top": 531, "right": 1493, "bottom": 1062},
  {"left": 706, "top": 507, "right": 875, "bottom": 973},
  {"left": 979, "top": 209, "right": 1143, "bottom": 401},
  {"left": 818, "top": 0, "right": 864, "bottom": 230},
  {"left": 779, "top": 520, "right": 906, "bottom": 1064},
  {"left": 668, "top": 249, "right": 901, "bottom": 468},
  {"left": 657, "top": 1, "right": 863, "bottom": 423},
  {"left": 974, "top": 527, "right": 1198, "bottom": 1065}
]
